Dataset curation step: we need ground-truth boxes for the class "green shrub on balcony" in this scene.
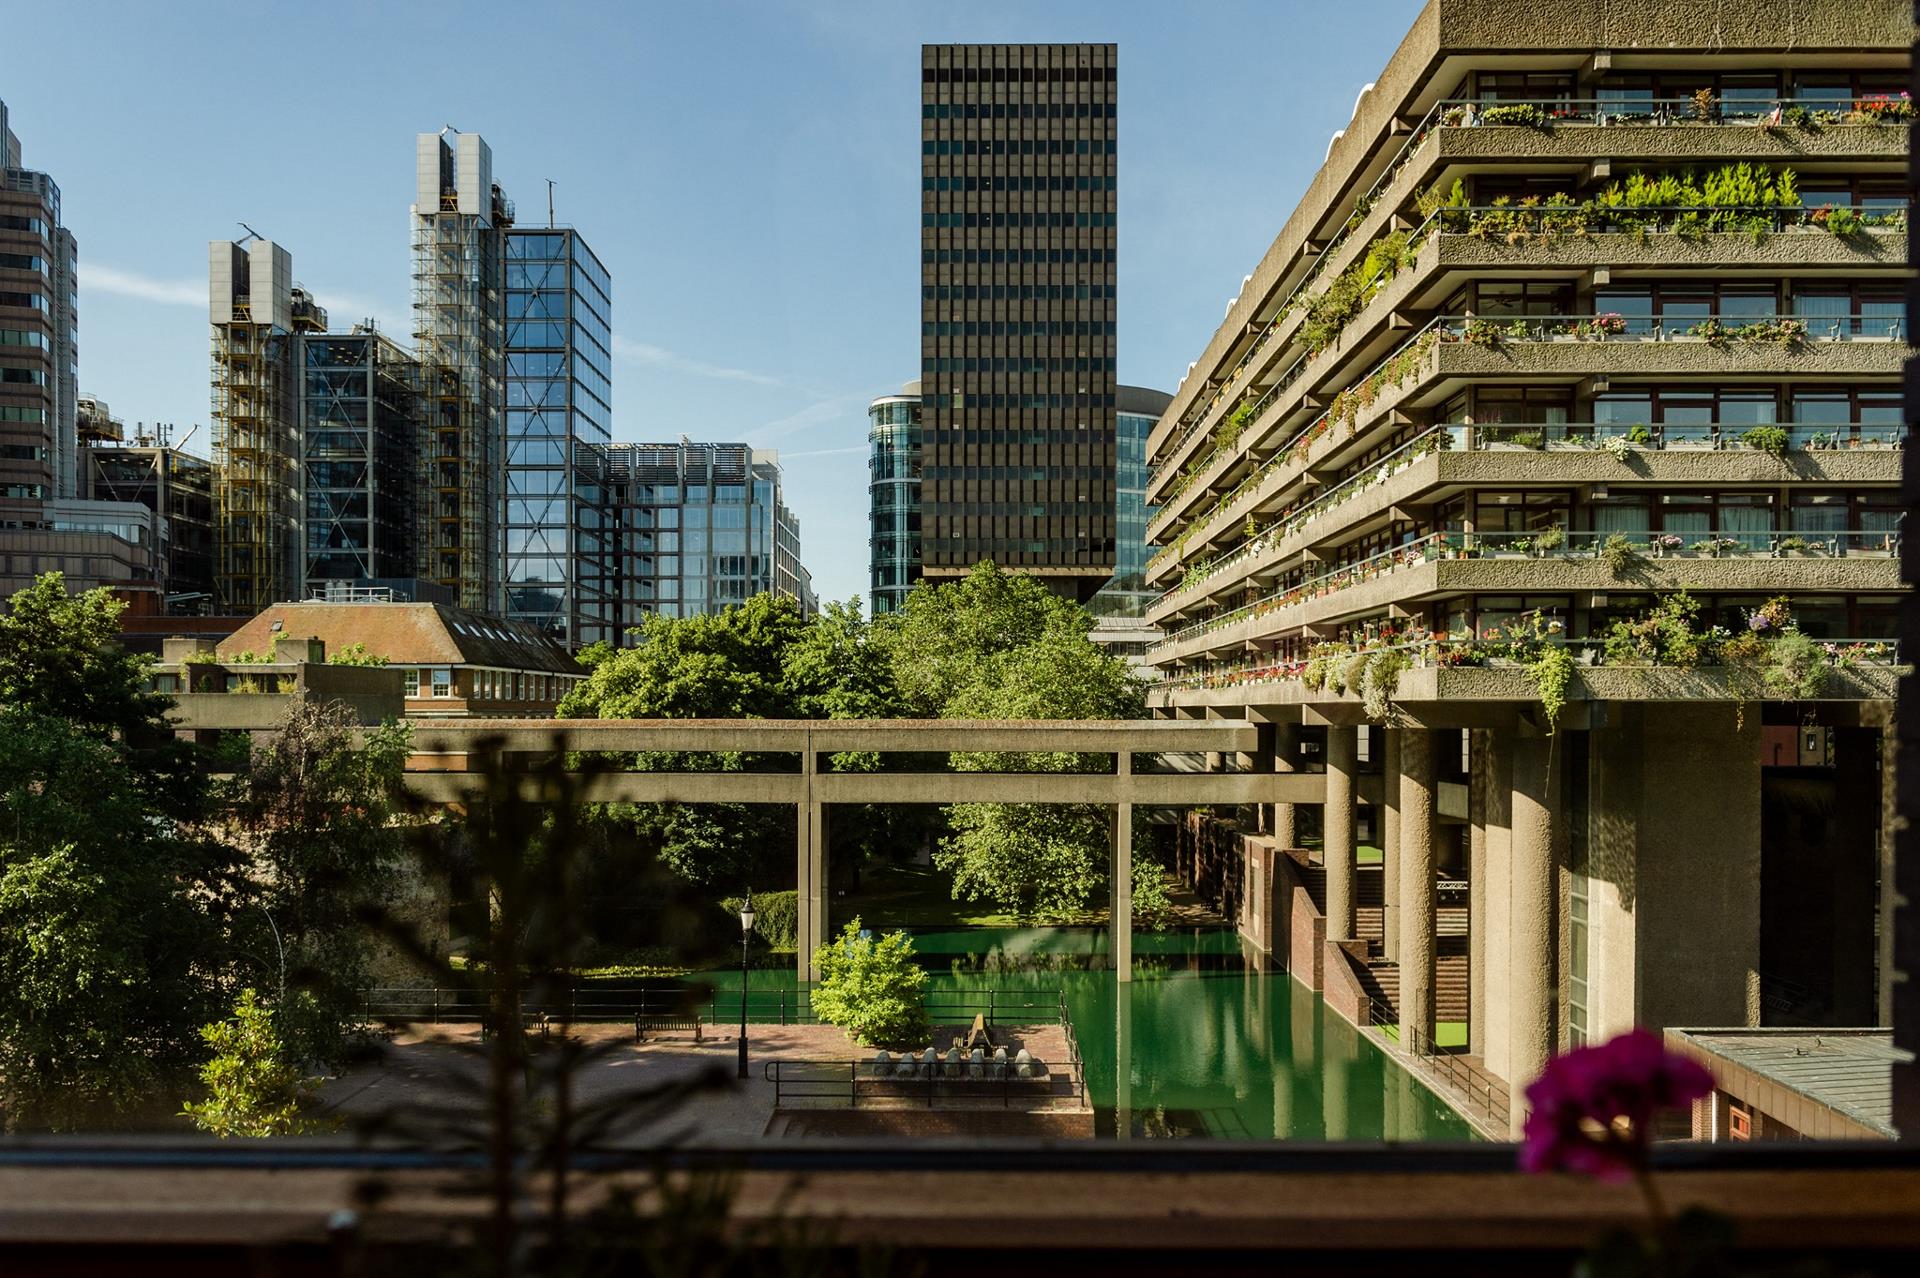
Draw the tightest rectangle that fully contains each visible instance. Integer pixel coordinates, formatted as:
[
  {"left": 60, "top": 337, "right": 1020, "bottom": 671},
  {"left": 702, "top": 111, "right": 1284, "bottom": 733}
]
[{"left": 1739, "top": 425, "right": 1790, "bottom": 457}]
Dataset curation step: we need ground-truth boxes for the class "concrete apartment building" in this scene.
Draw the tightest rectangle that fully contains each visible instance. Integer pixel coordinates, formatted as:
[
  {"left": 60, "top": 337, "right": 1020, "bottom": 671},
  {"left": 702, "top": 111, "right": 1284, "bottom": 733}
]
[
  {"left": 1144, "top": 0, "right": 1908, "bottom": 1136},
  {"left": 919, "top": 43, "right": 1120, "bottom": 603}
]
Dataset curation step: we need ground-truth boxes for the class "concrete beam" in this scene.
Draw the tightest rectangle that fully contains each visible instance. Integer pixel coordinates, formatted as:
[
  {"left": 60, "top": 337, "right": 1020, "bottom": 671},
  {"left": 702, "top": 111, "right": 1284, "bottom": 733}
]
[
  {"left": 1113, "top": 752, "right": 1134, "bottom": 984},
  {"left": 405, "top": 718, "right": 1260, "bottom": 757}
]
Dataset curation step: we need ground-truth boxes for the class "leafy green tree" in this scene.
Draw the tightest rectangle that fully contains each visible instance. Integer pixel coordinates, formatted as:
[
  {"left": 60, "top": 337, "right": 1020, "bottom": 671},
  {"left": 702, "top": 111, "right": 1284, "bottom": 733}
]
[
  {"left": 180, "top": 988, "right": 321, "bottom": 1137},
  {"left": 0, "top": 709, "right": 233, "bottom": 1129},
  {"left": 226, "top": 701, "right": 412, "bottom": 1064},
  {"left": 0, "top": 572, "right": 209, "bottom": 822},
  {"left": 810, "top": 918, "right": 930, "bottom": 1048},
  {"left": 895, "top": 564, "right": 1145, "bottom": 919},
  {"left": 561, "top": 596, "right": 810, "bottom": 890}
]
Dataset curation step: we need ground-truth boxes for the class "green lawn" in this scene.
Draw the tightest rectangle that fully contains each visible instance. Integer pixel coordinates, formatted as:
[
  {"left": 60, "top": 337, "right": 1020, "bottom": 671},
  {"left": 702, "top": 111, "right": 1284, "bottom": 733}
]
[
  {"left": 1298, "top": 838, "right": 1385, "bottom": 865},
  {"left": 841, "top": 862, "right": 1099, "bottom": 930},
  {"left": 1375, "top": 1020, "right": 1469, "bottom": 1050}
]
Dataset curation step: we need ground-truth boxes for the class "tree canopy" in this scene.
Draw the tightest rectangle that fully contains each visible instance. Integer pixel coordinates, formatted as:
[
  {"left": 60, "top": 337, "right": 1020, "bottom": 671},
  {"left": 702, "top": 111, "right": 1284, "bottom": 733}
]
[{"left": 558, "top": 563, "right": 1145, "bottom": 917}]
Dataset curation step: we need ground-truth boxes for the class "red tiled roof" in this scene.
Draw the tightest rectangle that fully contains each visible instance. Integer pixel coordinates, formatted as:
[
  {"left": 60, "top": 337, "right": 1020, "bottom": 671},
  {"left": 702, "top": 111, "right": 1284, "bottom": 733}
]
[{"left": 219, "top": 603, "right": 579, "bottom": 675}]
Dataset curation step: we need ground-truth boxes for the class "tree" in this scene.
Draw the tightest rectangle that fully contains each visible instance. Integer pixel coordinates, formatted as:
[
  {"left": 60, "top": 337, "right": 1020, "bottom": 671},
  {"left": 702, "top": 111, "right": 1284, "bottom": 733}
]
[
  {"left": 810, "top": 918, "right": 930, "bottom": 1048},
  {"left": 180, "top": 989, "right": 321, "bottom": 1137},
  {"left": 560, "top": 597, "right": 810, "bottom": 891},
  {"left": 0, "top": 709, "right": 233, "bottom": 1129},
  {"left": 0, "top": 572, "right": 210, "bottom": 823},
  {"left": 893, "top": 564, "right": 1145, "bottom": 919},
  {"left": 226, "top": 701, "right": 412, "bottom": 1064}
]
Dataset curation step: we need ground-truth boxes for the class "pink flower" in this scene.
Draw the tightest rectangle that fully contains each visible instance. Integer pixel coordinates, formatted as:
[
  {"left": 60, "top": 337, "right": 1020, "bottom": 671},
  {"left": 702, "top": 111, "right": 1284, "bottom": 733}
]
[{"left": 1520, "top": 1029, "right": 1713, "bottom": 1181}]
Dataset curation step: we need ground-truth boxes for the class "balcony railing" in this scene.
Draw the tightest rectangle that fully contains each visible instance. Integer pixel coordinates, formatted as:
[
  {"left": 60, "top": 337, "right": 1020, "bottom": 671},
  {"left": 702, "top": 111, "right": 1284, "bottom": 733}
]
[
  {"left": 1441, "top": 312, "right": 1905, "bottom": 344},
  {"left": 1155, "top": 419, "right": 1900, "bottom": 604},
  {"left": 1155, "top": 634, "right": 1903, "bottom": 695},
  {"left": 1155, "top": 526, "right": 1900, "bottom": 655}
]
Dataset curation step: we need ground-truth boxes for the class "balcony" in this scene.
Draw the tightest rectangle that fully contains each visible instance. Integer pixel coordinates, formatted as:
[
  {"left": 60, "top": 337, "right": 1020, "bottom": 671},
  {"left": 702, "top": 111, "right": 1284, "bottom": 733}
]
[
  {"left": 1148, "top": 314, "right": 1906, "bottom": 549},
  {"left": 1150, "top": 634, "right": 1903, "bottom": 712},
  {"left": 1148, "top": 193, "right": 1906, "bottom": 497},
  {"left": 1152, "top": 529, "right": 1901, "bottom": 666}
]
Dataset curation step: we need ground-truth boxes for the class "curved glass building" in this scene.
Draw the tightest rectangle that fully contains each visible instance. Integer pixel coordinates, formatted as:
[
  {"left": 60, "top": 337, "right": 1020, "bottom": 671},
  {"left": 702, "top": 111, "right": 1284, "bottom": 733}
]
[{"left": 867, "top": 381, "right": 922, "bottom": 615}]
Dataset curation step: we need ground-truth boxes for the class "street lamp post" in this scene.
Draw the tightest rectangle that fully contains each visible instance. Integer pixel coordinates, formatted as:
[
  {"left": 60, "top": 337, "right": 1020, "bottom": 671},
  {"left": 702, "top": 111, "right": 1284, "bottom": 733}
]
[{"left": 737, "top": 893, "right": 756, "bottom": 1081}]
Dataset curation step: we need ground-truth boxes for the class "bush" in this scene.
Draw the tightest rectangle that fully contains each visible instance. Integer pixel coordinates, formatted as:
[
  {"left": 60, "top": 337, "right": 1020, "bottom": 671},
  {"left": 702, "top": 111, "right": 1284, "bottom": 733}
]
[
  {"left": 180, "top": 989, "right": 322, "bottom": 1138},
  {"left": 722, "top": 890, "right": 798, "bottom": 951},
  {"left": 1739, "top": 425, "right": 1790, "bottom": 457},
  {"left": 810, "top": 918, "right": 930, "bottom": 1048},
  {"left": 1132, "top": 856, "right": 1174, "bottom": 932}
]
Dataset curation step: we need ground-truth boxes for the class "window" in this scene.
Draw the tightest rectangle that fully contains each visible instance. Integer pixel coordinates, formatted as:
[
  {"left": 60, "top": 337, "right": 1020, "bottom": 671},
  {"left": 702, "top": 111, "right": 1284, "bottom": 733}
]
[
  {"left": 402, "top": 670, "right": 420, "bottom": 697},
  {"left": 430, "top": 669, "right": 452, "bottom": 697}
]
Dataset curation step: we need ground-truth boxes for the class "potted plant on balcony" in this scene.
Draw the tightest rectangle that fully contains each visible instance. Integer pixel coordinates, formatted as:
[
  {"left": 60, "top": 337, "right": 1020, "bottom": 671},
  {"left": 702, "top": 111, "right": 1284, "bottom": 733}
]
[
  {"left": 1532, "top": 525, "right": 1566, "bottom": 557},
  {"left": 1625, "top": 423, "right": 1653, "bottom": 447},
  {"left": 1651, "top": 534, "right": 1684, "bottom": 559},
  {"left": 1774, "top": 535, "right": 1809, "bottom": 557},
  {"left": 1589, "top": 312, "right": 1628, "bottom": 339}
]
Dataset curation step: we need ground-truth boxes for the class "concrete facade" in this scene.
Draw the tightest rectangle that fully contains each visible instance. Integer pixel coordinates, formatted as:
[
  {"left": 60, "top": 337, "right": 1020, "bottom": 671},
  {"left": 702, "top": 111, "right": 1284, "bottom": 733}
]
[{"left": 1143, "top": 0, "right": 1907, "bottom": 1136}]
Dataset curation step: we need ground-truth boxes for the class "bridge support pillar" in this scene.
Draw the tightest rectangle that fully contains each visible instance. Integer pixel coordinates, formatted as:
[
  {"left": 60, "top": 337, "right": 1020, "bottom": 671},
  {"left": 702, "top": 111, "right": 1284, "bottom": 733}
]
[
  {"left": 797, "top": 733, "right": 827, "bottom": 983},
  {"left": 1272, "top": 722, "right": 1299, "bottom": 848},
  {"left": 1324, "top": 727, "right": 1356, "bottom": 942},
  {"left": 1112, "top": 750, "right": 1133, "bottom": 983},
  {"left": 1509, "top": 731, "right": 1558, "bottom": 1138},
  {"left": 1398, "top": 727, "right": 1436, "bottom": 1051},
  {"left": 1383, "top": 727, "right": 1400, "bottom": 961}
]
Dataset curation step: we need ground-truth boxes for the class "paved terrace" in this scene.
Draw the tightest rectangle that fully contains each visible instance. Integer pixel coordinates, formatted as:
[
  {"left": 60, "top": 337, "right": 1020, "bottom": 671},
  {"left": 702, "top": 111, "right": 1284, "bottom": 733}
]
[{"left": 392, "top": 718, "right": 1303, "bottom": 983}]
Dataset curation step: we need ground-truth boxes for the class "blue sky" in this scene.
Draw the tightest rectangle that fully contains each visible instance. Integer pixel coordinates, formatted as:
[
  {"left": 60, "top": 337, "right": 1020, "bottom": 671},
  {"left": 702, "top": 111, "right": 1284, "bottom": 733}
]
[{"left": 6, "top": 0, "right": 1423, "bottom": 609}]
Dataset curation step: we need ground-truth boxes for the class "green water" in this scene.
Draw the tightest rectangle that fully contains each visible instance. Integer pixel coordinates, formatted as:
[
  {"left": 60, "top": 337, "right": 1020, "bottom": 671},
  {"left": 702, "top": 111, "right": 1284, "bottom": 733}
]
[{"left": 702, "top": 925, "right": 1476, "bottom": 1141}]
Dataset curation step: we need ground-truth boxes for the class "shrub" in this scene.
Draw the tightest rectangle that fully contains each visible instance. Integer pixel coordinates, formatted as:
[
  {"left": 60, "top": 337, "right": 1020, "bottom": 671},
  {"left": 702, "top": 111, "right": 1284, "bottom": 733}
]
[
  {"left": 722, "top": 889, "right": 798, "bottom": 951},
  {"left": 1740, "top": 425, "right": 1790, "bottom": 457},
  {"left": 1601, "top": 533, "right": 1642, "bottom": 576},
  {"left": 1764, "top": 629, "right": 1829, "bottom": 700},
  {"left": 326, "top": 642, "right": 388, "bottom": 667},
  {"left": 1481, "top": 103, "right": 1553, "bottom": 128},
  {"left": 1527, "top": 645, "right": 1576, "bottom": 735},
  {"left": 810, "top": 918, "right": 930, "bottom": 1048},
  {"left": 180, "top": 989, "right": 322, "bottom": 1138},
  {"left": 1359, "top": 648, "right": 1408, "bottom": 722},
  {"left": 1132, "top": 856, "right": 1174, "bottom": 933}
]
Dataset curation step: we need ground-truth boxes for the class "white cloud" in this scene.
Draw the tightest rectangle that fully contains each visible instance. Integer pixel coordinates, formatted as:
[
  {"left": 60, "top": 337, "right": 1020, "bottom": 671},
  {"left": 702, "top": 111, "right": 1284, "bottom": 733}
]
[
  {"left": 744, "top": 390, "right": 871, "bottom": 445},
  {"left": 777, "top": 444, "right": 867, "bottom": 459},
  {"left": 611, "top": 335, "right": 788, "bottom": 388},
  {"left": 78, "top": 263, "right": 202, "bottom": 307}
]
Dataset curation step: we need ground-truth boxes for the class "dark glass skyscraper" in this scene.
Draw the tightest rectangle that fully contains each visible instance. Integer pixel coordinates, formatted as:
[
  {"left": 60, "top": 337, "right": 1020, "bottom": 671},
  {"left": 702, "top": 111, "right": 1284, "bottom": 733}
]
[{"left": 919, "top": 43, "right": 1118, "bottom": 602}]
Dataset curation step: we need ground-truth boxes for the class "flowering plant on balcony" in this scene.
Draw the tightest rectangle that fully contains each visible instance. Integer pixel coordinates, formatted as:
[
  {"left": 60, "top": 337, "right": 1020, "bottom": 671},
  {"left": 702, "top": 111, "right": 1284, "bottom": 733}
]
[
  {"left": 1590, "top": 312, "right": 1628, "bottom": 337},
  {"left": 1851, "top": 91, "right": 1913, "bottom": 122}
]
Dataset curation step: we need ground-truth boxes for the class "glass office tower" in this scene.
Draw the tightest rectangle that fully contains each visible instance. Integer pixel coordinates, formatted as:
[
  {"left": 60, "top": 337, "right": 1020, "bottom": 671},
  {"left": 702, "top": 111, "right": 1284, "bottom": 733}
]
[
  {"left": 299, "top": 329, "right": 421, "bottom": 594},
  {"left": 867, "top": 381, "right": 922, "bottom": 614},
  {"left": 1087, "top": 384, "right": 1171, "bottom": 659},
  {"left": 919, "top": 43, "right": 1119, "bottom": 601},
  {"left": 502, "top": 226, "right": 612, "bottom": 648},
  {"left": 599, "top": 440, "right": 813, "bottom": 631}
]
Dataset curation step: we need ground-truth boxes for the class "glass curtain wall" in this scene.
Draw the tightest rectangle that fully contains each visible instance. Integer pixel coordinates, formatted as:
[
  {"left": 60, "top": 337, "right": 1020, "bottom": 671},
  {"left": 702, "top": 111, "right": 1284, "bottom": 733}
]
[{"left": 504, "top": 228, "right": 612, "bottom": 648}]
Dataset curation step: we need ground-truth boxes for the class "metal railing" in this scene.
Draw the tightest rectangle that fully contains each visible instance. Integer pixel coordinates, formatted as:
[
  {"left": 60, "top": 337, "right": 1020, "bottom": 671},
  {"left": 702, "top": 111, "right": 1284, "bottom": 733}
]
[
  {"left": 359, "top": 986, "right": 1067, "bottom": 1031},
  {"left": 1360, "top": 997, "right": 1507, "bottom": 1127},
  {"left": 1155, "top": 634, "right": 1904, "bottom": 695},
  {"left": 1161, "top": 533, "right": 1451, "bottom": 649},
  {"left": 1437, "top": 312, "right": 1904, "bottom": 343}
]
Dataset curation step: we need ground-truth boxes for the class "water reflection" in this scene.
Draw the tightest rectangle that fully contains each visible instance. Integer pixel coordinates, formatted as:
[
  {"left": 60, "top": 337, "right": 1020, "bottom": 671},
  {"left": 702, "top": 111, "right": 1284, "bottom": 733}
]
[{"left": 700, "top": 925, "right": 1476, "bottom": 1142}]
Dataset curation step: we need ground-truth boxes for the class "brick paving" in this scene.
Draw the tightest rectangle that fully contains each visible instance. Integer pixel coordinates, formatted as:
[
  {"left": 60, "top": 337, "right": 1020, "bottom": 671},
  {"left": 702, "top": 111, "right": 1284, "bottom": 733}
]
[{"left": 319, "top": 1020, "right": 1082, "bottom": 1145}]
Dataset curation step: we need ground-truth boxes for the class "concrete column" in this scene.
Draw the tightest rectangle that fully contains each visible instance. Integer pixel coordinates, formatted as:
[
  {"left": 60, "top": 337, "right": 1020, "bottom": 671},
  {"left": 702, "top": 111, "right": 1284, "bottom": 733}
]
[
  {"left": 1383, "top": 728, "right": 1401, "bottom": 961},
  {"left": 1398, "top": 727, "right": 1436, "bottom": 1051},
  {"left": 1272, "top": 722, "right": 1299, "bottom": 847},
  {"left": 1115, "top": 985, "right": 1134, "bottom": 1140},
  {"left": 1508, "top": 731, "right": 1558, "bottom": 1139},
  {"left": 1467, "top": 729, "right": 1488, "bottom": 1058},
  {"left": 796, "top": 730, "right": 827, "bottom": 983},
  {"left": 1112, "top": 751, "right": 1134, "bottom": 983},
  {"left": 1324, "top": 726, "right": 1357, "bottom": 942}
]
